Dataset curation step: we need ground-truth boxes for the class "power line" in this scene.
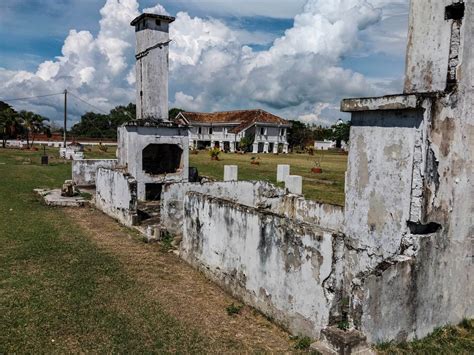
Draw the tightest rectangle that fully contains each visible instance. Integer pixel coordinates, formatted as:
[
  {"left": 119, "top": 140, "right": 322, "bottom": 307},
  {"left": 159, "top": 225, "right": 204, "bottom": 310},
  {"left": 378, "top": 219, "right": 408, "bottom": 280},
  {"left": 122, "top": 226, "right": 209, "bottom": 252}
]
[
  {"left": 0, "top": 92, "right": 64, "bottom": 102},
  {"left": 68, "top": 92, "right": 109, "bottom": 114}
]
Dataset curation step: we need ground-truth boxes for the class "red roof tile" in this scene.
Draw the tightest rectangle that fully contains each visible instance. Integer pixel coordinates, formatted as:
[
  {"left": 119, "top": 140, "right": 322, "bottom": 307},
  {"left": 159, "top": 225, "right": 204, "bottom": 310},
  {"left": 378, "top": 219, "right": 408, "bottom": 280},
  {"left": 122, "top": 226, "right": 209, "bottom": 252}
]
[{"left": 180, "top": 109, "right": 290, "bottom": 133}]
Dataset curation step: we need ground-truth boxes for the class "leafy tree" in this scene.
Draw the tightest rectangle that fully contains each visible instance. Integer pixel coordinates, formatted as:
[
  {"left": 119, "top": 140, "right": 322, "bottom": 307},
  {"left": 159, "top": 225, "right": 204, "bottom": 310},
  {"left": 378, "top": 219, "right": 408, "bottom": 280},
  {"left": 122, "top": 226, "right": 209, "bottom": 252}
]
[
  {"left": 19, "top": 111, "right": 50, "bottom": 148},
  {"left": 287, "top": 121, "right": 315, "bottom": 150},
  {"left": 0, "top": 107, "right": 19, "bottom": 148},
  {"left": 239, "top": 134, "right": 255, "bottom": 152},
  {"left": 331, "top": 120, "right": 351, "bottom": 148},
  {"left": 169, "top": 107, "right": 185, "bottom": 121}
]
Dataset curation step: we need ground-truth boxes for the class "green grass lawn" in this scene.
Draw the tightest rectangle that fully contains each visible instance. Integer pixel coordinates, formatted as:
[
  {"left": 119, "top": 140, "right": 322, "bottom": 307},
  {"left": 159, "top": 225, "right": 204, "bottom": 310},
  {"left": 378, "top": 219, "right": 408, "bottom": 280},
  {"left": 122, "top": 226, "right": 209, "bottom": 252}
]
[
  {"left": 376, "top": 319, "right": 474, "bottom": 354},
  {"left": 0, "top": 149, "right": 229, "bottom": 352},
  {"left": 190, "top": 150, "right": 348, "bottom": 206},
  {"left": 0, "top": 148, "right": 472, "bottom": 353}
]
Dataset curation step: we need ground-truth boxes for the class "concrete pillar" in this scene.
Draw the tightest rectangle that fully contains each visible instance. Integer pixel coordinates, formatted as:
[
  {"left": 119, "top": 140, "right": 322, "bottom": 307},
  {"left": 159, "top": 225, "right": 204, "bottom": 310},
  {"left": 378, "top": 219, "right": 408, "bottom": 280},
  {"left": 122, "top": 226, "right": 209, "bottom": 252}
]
[
  {"left": 224, "top": 165, "right": 238, "bottom": 182},
  {"left": 277, "top": 164, "right": 290, "bottom": 183},
  {"left": 252, "top": 142, "right": 258, "bottom": 154},
  {"left": 230, "top": 142, "right": 236, "bottom": 153},
  {"left": 219, "top": 141, "right": 224, "bottom": 151},
  {"left": 283, "top": 144, "right": 289, "bottom": 154},
  {"left": 263, "top": 142, "right": 269, "bottom": 153},
  {"left": 273, "top": 144, "right": 278, "bottom": 154},
  {"left": 285, "top": 175, "right": 302, "bottom": 195}
]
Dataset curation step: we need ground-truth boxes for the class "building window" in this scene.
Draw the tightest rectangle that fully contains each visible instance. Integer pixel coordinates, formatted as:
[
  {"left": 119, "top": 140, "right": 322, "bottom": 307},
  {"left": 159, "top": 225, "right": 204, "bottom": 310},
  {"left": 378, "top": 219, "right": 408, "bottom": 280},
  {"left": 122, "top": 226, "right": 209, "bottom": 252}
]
[
  {"left": 260, "top": 127, "right": 266, "bottom": 136},
  {"left": 209, "top": 127, "right": 213, "bottom": 135},
  {"left": 280, "top": 128, "right": 286, "bottom": 136},
  {"left": 155, "top": 19, "right": 161, "bottom": 26},
  {"left": 198, "top": 127, "right": 202, "bottom": 135}
]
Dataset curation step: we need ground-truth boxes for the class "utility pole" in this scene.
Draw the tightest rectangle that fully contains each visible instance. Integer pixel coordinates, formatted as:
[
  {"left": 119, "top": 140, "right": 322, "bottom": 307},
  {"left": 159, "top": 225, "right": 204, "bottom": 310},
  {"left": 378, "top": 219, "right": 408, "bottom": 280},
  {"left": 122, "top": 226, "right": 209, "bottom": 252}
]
[{"left": 63, "top": 89, "right": 67, "bottom": 148}]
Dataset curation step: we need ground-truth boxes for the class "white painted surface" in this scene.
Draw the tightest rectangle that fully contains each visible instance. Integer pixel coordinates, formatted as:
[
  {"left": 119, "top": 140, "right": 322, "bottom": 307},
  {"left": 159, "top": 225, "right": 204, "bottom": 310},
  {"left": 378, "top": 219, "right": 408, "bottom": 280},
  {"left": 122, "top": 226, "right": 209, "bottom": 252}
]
[
  {"left": 285, "top": 175, "right": 302, "bottom": 195},
  {"left": 223, "top": 165, "right": 238, "bottom": 181},
  {"left": 182, "top": 192, "right": 336, "bottom": 338},
  {"left": 95, "top": 168, "right": 138, "bottom": 226},
  {"left": 72, "top": 159, "right": 117, "bottom": 186},
  {"left": 276, "top": 164, "right": 290, "bottom": 182}
]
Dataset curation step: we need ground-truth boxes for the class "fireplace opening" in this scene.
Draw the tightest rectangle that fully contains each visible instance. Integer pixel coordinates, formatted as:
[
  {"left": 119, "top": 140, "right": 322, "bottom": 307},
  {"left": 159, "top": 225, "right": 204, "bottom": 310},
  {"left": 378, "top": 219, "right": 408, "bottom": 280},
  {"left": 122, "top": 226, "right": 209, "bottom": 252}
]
[
  {"left": 142, "top": 144, "right": 183, "bottom": 175},
  {"left": 145, "top": 183, "right": 163, "bottom": 201}
]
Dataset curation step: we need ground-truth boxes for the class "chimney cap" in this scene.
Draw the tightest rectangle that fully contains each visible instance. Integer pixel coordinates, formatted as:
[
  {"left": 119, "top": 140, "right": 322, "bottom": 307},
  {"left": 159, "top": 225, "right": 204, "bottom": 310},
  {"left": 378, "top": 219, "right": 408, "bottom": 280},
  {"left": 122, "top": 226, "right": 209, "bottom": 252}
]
[{"left": 130, "top": 13, "right": 176, "bottom": 26}]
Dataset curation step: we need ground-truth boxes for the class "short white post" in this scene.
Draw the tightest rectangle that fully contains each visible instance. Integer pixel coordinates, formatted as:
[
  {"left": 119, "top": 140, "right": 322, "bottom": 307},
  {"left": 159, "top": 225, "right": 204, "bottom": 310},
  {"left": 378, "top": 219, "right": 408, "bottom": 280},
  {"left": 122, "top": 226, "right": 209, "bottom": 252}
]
[
  {"left": 263, "top": 142, "right": 269, "bottom": 153},
  {"left": 224, "top": 165, "right": 238, "bottom": 182},
  {"left": 283, "top": 144, "right": 289, "bottom": 154},
  {"left": 285, "top": 175, "right": 303, "bottom": 195},
  {"left": 252, "top": 142, "right": 258, "bottom": 154},
  {"left": 277, "top": 164, "right": 290, "bottom": 183}
]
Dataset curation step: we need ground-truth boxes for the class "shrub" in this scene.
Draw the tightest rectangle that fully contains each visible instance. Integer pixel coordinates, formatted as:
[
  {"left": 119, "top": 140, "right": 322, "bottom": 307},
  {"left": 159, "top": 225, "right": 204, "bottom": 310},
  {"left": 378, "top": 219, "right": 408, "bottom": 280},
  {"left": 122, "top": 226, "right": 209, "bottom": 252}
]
[
  {"left": 209, "top": 147, "right": 221, "bottom": 160},
  {"left": 294, "top": 336, "right": 312, "bottom": 350},
  {"left": 226, "top": 303, "right": 243, "bottom": 316}
]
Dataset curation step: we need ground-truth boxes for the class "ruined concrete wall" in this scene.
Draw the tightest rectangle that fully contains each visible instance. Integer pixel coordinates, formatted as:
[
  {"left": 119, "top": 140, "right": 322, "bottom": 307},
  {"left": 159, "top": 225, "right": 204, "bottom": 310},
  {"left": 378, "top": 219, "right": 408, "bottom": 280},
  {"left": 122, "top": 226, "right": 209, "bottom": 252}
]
[
  {"left": 344, "top": 109, "right": 424, "bottom": 259},
  {"left": 161, "top": 181, "right": 286, "bottom": 236},
  {"left": 356, "top": 4, "right": 474, "bottom": 343},
  {"left": 404, "top": 0, "right": 453, "bottom": 93},
  {"left": 182, "top": 192, "right": 339, "bottom": 338},
  {"left": 95, "top": 168, "right": 138, "bottom": 227},
  {"left": 72, "top": 159, "right": 117, "bottom": 186},
  {"left": 117, "top": 125, "right": 189, "bottom": 201},
  {"left": 274, "top": 196, "right": 344, "bottom": 233}
]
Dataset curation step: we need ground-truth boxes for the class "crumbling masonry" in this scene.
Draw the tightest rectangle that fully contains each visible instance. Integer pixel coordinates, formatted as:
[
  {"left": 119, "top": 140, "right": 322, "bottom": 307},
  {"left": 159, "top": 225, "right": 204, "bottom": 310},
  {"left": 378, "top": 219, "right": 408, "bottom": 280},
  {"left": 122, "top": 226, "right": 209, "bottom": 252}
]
[{"left": 72, "top": 1, "right": 472, "bottom": 351}]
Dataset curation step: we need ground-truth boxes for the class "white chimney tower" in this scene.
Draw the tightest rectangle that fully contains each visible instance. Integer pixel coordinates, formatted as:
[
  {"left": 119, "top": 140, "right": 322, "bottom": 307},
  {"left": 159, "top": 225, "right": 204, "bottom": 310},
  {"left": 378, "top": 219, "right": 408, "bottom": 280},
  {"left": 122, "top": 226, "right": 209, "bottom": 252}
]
[{"left": 131, "top": 13, "right": 175, "bottom": 121}]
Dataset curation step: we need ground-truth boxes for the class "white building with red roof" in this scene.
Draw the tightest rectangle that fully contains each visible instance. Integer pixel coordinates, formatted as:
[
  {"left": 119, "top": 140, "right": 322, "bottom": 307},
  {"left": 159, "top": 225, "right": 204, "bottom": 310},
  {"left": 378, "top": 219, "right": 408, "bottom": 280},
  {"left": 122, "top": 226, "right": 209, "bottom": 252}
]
[{"left": 177, "top": 109, "right": 291, "bottom": 153}]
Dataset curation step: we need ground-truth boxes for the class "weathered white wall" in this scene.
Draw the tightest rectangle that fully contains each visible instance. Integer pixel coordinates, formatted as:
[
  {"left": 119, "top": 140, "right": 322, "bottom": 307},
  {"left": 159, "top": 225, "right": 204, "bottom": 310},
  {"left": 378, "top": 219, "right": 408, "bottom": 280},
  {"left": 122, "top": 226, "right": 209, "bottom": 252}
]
[
  {"left": 404, "top": 0, "right": 453, "bottom": 93},
  {"left": 117, "top": 125, "right": 189, "bottom": 200},
  {"left": 182, "top": 192, "right": 338, "bottom": 338},
  {"left": 339, "top": 2, "right": 474, "bottom": 343},
  {"left": 134, "top": 17, "right": 171, "bottom": 120},
  {"left": 274, "top": 196, "right": 344, "bottom": 233},
  {"left": 160, "top": 181, "right": 286, "bottom": 236},
  {"left": 72, "top": 159, "right": 117, "bottom": 186},
  {"left": 344, "top": 109, "right": 424, "bottom": 259},
  {"left": 95, "top": 168, "right": 138, "bottom": 226}
]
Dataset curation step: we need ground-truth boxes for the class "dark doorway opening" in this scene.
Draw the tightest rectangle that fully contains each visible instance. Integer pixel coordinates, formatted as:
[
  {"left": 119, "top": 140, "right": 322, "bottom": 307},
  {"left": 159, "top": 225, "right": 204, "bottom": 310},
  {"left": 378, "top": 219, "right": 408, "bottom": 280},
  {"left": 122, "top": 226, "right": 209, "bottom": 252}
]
[
  {"left": 145, "top": 183, "right": 163, "bottom": 201},
  {"left": 142, "top": 144, "right": 183, "bottom": 175}
]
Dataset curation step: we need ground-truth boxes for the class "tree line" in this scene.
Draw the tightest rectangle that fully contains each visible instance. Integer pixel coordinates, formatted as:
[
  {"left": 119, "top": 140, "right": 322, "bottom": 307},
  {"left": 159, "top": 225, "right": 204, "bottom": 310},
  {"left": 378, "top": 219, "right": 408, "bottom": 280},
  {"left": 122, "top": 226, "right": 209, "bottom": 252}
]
[
  {"left": 1, "top": 99, "right": 349, "bottom": 150},
  {"left": 0, "top": 101, "right": 51, "bottom": 148},
  {"left": 287, "top": 120, "right": 351, "bottom": 150}
]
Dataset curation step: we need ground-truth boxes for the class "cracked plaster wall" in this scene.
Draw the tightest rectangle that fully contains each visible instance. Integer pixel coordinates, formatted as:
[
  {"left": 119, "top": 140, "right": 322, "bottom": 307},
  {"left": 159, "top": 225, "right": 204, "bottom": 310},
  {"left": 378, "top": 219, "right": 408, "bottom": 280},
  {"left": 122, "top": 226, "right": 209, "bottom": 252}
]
[
  {"left": 72, "top": 159, "right": 117, "bottom": 186},
  {"left": 96, "top": 167, "right": 138, "bottom": 226},
  {"left": 181, "top": 192, "right": 340, "bottom": 338}
]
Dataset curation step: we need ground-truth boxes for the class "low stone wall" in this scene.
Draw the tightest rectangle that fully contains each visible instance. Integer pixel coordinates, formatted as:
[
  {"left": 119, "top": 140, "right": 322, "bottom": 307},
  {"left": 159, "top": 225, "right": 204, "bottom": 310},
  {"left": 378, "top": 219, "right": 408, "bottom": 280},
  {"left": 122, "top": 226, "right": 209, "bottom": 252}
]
[
  {"left": 161, "top": 181, "right": 286, "bottom": 236},
  {"left": 72, "top": 159, "right": 117, "bottom": 186},
  {"left": 95, "top": 168, "right": 138, "bottom": 226},
  {"left": 181, "top": 192, "right": 339, "bottom": 338},
  {"left": 273, "top": 196, "right": 345, "bottom": 233}
]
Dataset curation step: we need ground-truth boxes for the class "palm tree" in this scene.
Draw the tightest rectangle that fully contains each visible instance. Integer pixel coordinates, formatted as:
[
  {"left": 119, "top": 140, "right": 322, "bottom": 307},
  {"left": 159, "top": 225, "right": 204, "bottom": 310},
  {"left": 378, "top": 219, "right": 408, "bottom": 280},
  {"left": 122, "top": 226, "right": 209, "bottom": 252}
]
[
  {"left": 19, "top": 111, "right": 50, "bottom": 148},
  {"left": 0, "top": 108, "right": 19, "bottom": 148}
]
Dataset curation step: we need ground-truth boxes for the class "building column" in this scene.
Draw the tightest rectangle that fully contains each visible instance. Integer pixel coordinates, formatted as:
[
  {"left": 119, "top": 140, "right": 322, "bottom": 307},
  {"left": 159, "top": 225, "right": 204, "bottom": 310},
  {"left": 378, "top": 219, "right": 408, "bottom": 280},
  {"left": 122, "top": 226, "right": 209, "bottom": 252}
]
[
  {"left": 263, "top": 142, "right": 269, "bottom": 153},
  {"left": 219, "top": 141, "right": 224, "bottom": 151},
  {"left": 252, "top": 142, "right": 258, "bottom": 154},
  {"left": 230, "top": 142, "right": 236, "bottom": 153},
  {"left": 273, "top": 143, "right": 278, "bottom": 154},
  {"left": 283, "top": 144, "right": 289, "bottom": 154}
]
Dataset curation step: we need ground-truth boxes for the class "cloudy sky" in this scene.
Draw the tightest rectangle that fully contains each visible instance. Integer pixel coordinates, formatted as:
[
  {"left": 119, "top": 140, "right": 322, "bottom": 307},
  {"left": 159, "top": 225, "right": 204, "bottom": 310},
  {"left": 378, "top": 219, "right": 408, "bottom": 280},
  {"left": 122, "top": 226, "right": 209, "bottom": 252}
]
[{"left": 0, "top": 0, "right": 409, "bottom": 126}]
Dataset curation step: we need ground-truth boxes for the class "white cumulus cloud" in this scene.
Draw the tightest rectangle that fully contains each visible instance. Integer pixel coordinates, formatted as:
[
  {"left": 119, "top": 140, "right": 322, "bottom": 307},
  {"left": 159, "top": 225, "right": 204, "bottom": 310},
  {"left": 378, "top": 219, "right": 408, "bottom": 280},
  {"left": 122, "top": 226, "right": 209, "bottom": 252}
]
[{"left": 0, "top": 0, "right": 409, "bottom": 126}]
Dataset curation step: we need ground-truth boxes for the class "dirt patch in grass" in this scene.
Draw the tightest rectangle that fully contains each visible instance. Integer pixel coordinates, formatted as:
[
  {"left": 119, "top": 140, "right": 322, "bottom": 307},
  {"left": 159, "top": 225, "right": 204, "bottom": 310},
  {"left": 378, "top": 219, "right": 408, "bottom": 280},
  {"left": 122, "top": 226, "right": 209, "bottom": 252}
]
[{"left": 65, "top": 207, "right": 293, "bottom": 352}]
